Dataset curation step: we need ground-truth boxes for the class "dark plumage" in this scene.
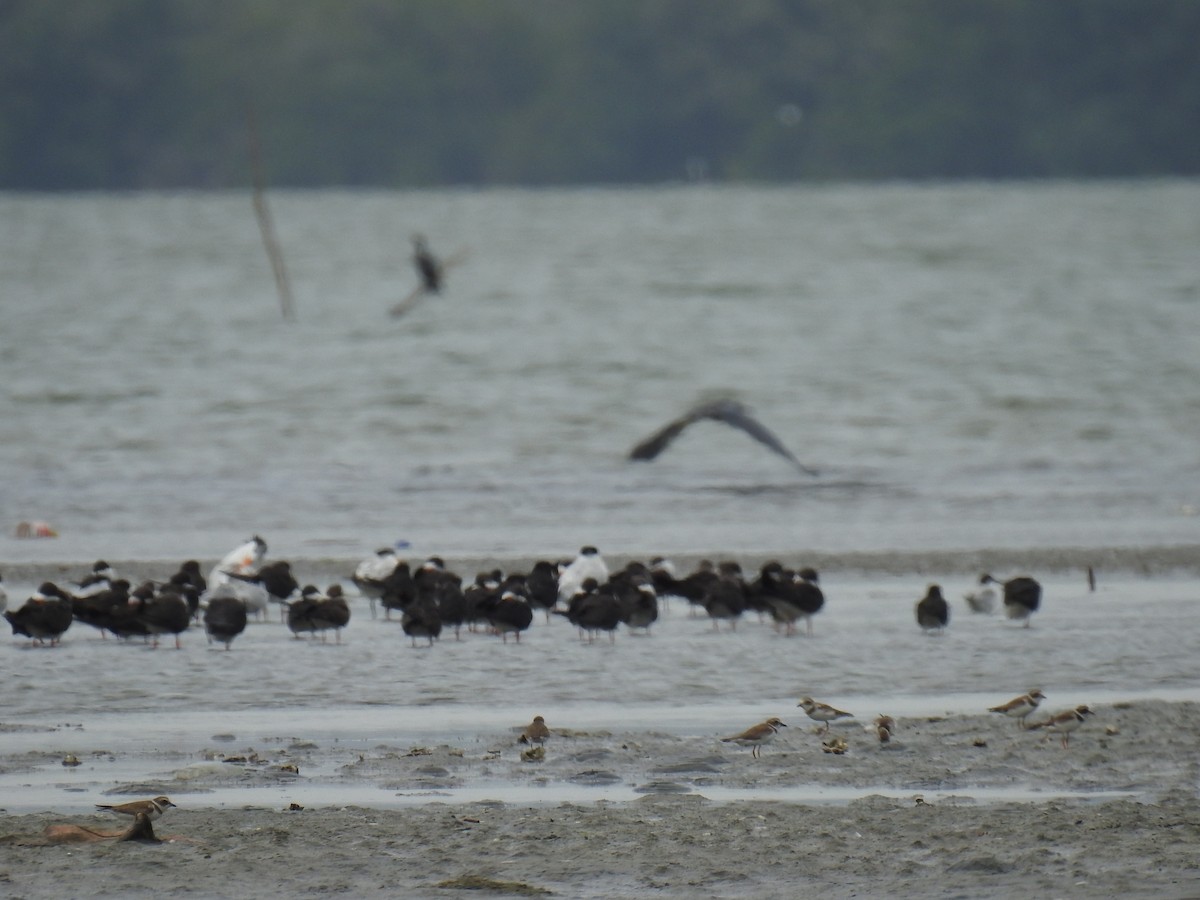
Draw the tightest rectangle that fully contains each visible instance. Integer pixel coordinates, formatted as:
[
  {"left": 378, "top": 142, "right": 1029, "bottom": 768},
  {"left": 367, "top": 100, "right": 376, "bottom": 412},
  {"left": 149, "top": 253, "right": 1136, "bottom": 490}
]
[
  {"left": 390, "top": 235, "right": 462, "bottom": 317},
  {"left": 915, "top": 584, "right": 950, "bottom": 632},
  {"left": 71, "top": 579, "right": 132, "bottom": 637},
  {"left": 138, "top": 585, "right": 191, "bottom": 649},
  {"left": 612, "top": 565, "right": 659, "bottom": 633},
  {"left": 486, "top": 590, "right": 534, "bottom": 643},
  {"left": 555, "top": 582, "right": 622, "bottom": 643},
  {"left": 525, "top": 560, "right": 560, "bottom": 619},
  {"left": 629, "top": 398, "right": 818, "bottom": 475},
  {"left": 401, "top": 593, "right": 442, "bottom": 648},
  {"left": 204, "top": 594, "right": 248, "bottom": 650},
  {"left": 287, "top": 586, "right": 324, "bottom": 639},
  {"left": 312, "top": 585, "right": 351, "bottom": 643},
  {"left": 755, "top": 562, "right": 825, "bottom": 636},
  {"left": 379, "top": 562, "right": 416, "bottom": 620},
  {"left": 983, "top": 574, "right": 1042, "bottom": 627},
  {"left": 4, "top": 583, "right": 74, "bottom": 645},
  {"left": 225, "top": 561, "right": 298, "bottom": 621},
  {"left": 703, "top": 562, "right": 747, "bottom": 631}
]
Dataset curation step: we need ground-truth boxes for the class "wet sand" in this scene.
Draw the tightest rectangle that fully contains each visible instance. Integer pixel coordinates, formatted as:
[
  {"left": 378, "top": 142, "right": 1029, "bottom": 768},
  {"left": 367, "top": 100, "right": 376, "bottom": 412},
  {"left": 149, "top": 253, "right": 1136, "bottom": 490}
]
[{"left": 3, "top": 700, "right": 1199, "bottom": 898}]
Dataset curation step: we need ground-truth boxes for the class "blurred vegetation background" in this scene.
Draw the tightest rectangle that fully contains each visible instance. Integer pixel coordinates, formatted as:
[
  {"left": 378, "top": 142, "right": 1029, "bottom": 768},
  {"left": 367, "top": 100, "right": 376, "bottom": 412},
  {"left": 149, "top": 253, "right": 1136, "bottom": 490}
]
[{"left": 2, "top": 0, "right": 1197, "bottom": 189}]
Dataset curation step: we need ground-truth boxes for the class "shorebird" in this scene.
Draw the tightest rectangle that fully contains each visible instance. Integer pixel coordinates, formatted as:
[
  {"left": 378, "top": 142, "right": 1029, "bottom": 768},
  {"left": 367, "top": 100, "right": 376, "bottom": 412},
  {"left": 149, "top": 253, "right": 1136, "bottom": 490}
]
[
  {"left": 486, "top": 590, "right": 534, "bottom": 643},
  {"left": 963, "top": 574, "right": 997, "bottom": 614},
  {"left": 982, "top": 574, "right": 1041, "bottom": 626},
  {"left": 629, "top": 397, "right": 818, "bottom": 476},
  {"left": 874, "top": 715, "right": 897, "bottom": 744},
  {"left": 95, "top": 796, "right": 176, "bottom": 821},
  {"left": 797, "top": 696, "right": 854, "bottom": 734},
  {"left": 207, "top": 536, "right": 267, "bottom": 588},
  {"left": 203, "top": 590, "right": 248, "bottom": 650},
  {"left": 353, "top": 547, "right": 401, "bottom": 619},
  {"left": 915, "top": 584, "right": 949, "bottom": 633},
  {"left": 312, "top": 585, "right": 351, "bottom": 643},
  {"left": 137, "top": 584, "right": 191, "bottom": 649},
  {"left": 401, "top": 593, "right": 443, "bottom": 647},
  {"left": 4, "top": 583, "right": 74, "bottom": 646},
  {"left": 1030, "top": 705, "right": 1094, "bottom": 748},
  {"left": 519, "top": 715, "right": 552, "bottom": 746},
  {"left": 988, "top": 689, "right": 1046, "bottom": 729},
  {"left": 721, "top": 717, "right": 787, "bottom": 758},
  {"left": 755, "top": 562, "right": 824, "bottom": 637},
  {"left": 557, "top": 546, "right": 609, "bottom": 603},
  {"left": 555, "top": 580, "right": 622, "bottom": 643}
]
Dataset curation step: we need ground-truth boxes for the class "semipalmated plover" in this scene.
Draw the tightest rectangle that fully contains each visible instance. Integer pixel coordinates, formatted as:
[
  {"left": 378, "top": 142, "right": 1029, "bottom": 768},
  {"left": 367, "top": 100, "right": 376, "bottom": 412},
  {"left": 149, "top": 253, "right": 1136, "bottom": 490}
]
[
  {"left": 797, "top": 696, "right": 854, "bottom": 734},
  {"left": 988, "top": 689, "right": 1046, "bottom": 728},
  {"left": 721, "top": 717, "right": 787, "bottom": 758},
  {"left": 96, "top": 795, "right": 176, "bottom": 821},
  {"left": 1031, "top": 705, "right": 1094, "bottom": 749}
]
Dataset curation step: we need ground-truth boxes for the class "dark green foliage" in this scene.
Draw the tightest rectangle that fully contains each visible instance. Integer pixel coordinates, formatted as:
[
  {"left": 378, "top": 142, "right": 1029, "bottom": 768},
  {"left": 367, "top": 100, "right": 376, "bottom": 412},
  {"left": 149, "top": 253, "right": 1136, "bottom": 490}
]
[{"left": 1, "top": 0, "right": 1197, "bottom": 188}]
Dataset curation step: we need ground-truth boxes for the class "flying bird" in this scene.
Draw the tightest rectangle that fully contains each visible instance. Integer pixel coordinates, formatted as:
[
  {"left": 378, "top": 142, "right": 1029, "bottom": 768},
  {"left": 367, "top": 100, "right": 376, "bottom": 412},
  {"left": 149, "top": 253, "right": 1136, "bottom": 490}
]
[
  {"left": 390, "top": 235, "right": 468, "bottom": 318},
  {"left": 628, "top": 398, "right": 818, "bottom": 475}
]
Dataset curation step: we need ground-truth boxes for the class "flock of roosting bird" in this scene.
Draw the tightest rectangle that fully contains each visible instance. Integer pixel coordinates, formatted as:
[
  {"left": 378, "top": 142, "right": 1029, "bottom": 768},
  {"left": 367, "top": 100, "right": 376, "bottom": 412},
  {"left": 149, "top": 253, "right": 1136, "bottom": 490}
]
[
  {"left": 1, "top": 535, "right": 1043, "bottom": 651},
  {"left": 3, "top": 537, "right": 1098, "bottom": 752}
]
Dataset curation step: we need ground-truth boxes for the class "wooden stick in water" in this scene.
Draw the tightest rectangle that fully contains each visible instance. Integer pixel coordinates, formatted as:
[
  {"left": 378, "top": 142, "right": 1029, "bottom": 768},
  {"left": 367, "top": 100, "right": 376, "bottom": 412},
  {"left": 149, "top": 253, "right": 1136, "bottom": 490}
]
[{"left": 247, "top": 102, "right": 295, "bottom": 322}]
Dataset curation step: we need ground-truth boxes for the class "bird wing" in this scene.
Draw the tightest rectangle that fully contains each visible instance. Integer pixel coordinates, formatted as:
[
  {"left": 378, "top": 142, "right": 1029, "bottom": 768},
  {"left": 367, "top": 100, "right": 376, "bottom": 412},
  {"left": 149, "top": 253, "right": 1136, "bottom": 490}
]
[
  {"left": 704, "top": 401, "right": 818, "bottom": 476},
  {"left": 390, "top": 284, "right": 429, "bottom": 318},
  {"left": 630, "top": 398, "right": 817, "bottom": 475},
  {"left": 628, "top": 409, "right": 705, "bottom": 461}
]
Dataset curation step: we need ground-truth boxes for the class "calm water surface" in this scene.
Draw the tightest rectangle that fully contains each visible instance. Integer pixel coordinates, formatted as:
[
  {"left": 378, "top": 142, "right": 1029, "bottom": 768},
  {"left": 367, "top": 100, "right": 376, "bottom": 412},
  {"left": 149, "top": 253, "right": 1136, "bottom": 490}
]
[
  {"left": 2, "top": 181, "right": 1198, "bottom": 563},
  {"left": 2, "top": 183, "right": 1199, "bottom": 810}
]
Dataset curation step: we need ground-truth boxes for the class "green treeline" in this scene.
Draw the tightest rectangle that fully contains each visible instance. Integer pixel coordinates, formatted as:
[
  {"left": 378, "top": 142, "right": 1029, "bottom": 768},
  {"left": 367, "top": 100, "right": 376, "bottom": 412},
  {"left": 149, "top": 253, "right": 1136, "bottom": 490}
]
[{"left": 2, "top": 0, "right": 1198, "bottom": 189}]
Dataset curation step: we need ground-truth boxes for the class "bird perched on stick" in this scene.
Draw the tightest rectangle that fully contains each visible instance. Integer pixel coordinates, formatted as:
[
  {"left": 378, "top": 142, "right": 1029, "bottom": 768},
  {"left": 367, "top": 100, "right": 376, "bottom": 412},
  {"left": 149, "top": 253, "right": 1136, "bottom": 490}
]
[{"left": 628, "top": 398, "right": 818, "bottom": 475}]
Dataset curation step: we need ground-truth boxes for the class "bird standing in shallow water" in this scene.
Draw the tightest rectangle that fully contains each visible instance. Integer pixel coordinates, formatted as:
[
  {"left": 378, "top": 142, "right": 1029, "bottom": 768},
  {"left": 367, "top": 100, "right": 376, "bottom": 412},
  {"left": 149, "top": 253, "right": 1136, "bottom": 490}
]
[
  {"left": 963, "top": 573, "right": 997, "bottom": 614},
  {"left": 204, "top": 590, "right": 248, "bottom": 650},
  {"left": 982, "top": 574, "right": 1042, "bottom": 626},
  {"left": 915, "top": 584, "right": 949, "bottom": 633}
]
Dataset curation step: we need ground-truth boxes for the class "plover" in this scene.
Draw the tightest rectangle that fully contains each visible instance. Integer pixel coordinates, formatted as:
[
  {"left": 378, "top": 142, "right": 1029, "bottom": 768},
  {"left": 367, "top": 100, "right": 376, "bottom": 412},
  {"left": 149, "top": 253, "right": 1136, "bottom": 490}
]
[
  {"left": 721, "top": 717, "right": 787, "bottom": 758},
  {"left": 1030, "top": 705, "right": 1094, "bottom": 749},
  {"left": 797, "top": 696, "right": 854, "bottom": 734},
  {"left": 988, "top": 689, "right": 1046, "bottom": 729},
  {"left": 519, "top": 715, "right": 552, "bottom": 746},
  {"left": 96, "top": 795, "right": 176, "bottom": 821}
]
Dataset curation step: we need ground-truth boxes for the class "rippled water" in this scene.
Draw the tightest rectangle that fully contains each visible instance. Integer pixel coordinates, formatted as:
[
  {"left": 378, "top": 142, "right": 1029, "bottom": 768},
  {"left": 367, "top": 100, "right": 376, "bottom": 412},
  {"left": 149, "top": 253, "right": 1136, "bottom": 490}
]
[
  {"left": 2, "top": 181, "right": 1199, "bottom": 564},
  {"left": 3, "top": 183, "right": 1199, "bottom": 811}
]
